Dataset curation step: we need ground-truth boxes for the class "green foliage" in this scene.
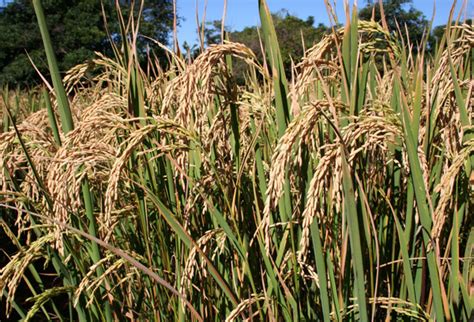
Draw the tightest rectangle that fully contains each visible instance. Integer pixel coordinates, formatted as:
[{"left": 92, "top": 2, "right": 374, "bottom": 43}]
[
  {"left": 359, "top": 0, "right": 428, "bottom": 47},
  {"left": 0, "top": 0, "right": 174, "bottom": 86},
  {"left": 427, "top": 19, "right": 472, "bottom": 54},
  {"left": 235, "top": 11, "right": 329, "bottom": 69},
  {"left": 1, "top": 1, "right": 473, "bottom": 321},
  {"left": 201, "top": 11, "right": 330, "bottom": 78}
]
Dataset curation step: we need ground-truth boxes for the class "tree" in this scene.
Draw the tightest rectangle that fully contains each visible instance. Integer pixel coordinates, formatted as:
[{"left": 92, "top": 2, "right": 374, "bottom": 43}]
[
  {"left": 201, "top": 11, "right": 329, "bottom": 79},
  {"left": 427, "top": 19, "right": 472, "bottom": 54},
  {"left": 235, "top": 11, "right": 329, "bottom": 78},
  {"left": 0, "top": 0, "right": 174, "bottom": 86},
  {"left": 202, "top": 20, "right": 228, "bottom": 47},
  {"left": 359, "top": 0, "right": 428, "bottom": 47}
]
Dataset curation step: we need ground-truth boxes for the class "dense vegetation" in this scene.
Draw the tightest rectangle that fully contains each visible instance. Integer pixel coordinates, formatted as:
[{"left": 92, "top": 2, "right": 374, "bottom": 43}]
[
  {"left": 189, "top": 0, "right": 437, "bottom": 79},
  {"left": 195, "top": 11, "right": 330, "bottom": 78},
  {"left": 359, "top": 0, "right": 428, "bottom": 46},
  {"left": 0, "top": 0, "right": 473, "bottom": 321},
  {"left": 0, "top": 0, "right": 174, "bottom": 85}
]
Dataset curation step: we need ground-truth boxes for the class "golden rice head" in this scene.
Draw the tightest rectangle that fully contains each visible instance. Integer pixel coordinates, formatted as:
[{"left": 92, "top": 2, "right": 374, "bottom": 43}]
[
  {"left": 263, "top": 100, "right": 346, "bottom": 254},
  {"left": 298, "top": 102, "right": 403, "bottom": 264},
  {"left": 64, "top": 52, "right": 129, "bottom": 101},
  {"left": 45, "top": 94, "right": 131, "bottom": 252},
  {"left": 362, "top": 297, "right": 430, "bottom": 320},
  {"left": 430, "top": 24, "right": 472, "bottom": 157},
  {"left": 74, "top": 252, "right": 140, "bottom": 309},
  {"left": 104, "top": 117, "right": 190, "bottom": 240},
  {"left": 161, "top": 42, "right": 268, "bottom": 203},
  {"left": 432, "top": 139, "right": 474, "bottom": 241},
  {"left": 0, "top": 109, "right": 58, "bottom": 234},
  {"left": 225, "top": 295, "right": 266, "bottom": 322},
  {"left": 0, "top": 233, "right": 55, "bottom": 317},
  {"left": 179, "top": 228, "right": 225, "bottom": 308},
  {"left": 293, "top": 33, "right": 340, "bottom": 100},
  {"left": 343, "top": 103, "right": 403, "bottom": 189},
  {"left": 294, "top": 20, "right": 401, "bottom": 102},
  {"left": 162, "top": 42, "right": 262, "bottom": 127},
  {"left": 297, "top": 143, "right": 341, "bottom": 264}
]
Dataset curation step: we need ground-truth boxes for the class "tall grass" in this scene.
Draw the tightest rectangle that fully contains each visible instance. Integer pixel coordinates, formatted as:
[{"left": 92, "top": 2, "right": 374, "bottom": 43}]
[{"left": 0, "top": 0, "right": 473, "bottom": 320}]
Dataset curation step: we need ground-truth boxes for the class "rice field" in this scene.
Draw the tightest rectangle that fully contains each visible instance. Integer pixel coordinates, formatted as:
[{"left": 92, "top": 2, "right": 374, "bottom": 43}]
[{"left": 0, "top": 0, "right": 473, "bottom": 321}]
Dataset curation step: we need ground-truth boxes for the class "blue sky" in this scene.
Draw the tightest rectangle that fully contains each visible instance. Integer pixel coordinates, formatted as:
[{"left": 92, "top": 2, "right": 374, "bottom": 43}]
[{"left": 177, "top": 0, "right": 473, "bottom": 45}]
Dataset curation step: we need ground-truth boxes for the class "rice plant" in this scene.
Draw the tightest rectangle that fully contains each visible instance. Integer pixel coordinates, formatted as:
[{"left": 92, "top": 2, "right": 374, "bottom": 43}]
[{"left": 0, "top": 0, "right": 472, "bottom": 321}]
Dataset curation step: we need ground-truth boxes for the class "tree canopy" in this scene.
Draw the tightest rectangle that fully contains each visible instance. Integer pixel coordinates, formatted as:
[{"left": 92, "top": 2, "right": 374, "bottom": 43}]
[
  {"left": 232, "top": 11, "right": 329, "bottom": 71},
  {"left": 195, "top": 11, "right": 330, "bottom": 79},
  {"left": 427, "top": 18, "right": 472, "bottom": 53},
  {"left": 0, "top": 0, "right": 174, "bottom": 86},
  {"left": 359, "top": 0, "right": 429, "bottom": 47}
]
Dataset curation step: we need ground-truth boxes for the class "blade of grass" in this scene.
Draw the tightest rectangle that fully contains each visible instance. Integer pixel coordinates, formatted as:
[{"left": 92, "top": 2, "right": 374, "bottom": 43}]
[
  {"left": 32, "top": 2, "right": 112, "bottom": 320},
  {"left": 42, "top": 89, "right": 61, "bottom": 146},
  {"left": 32, "top": 0, "right": 73, "bottom": 133},
  {"left": 340, "top": 154, "right": 368, "bottom": 321},
  {"left": 0, "top": 203, "right": 204, "bottom": 322},
  {"left": 309, "top": 218, "right": 331, "bottom": 321},
  {"left": 398, "top": 77, "right": 447, "bottom": 321}
]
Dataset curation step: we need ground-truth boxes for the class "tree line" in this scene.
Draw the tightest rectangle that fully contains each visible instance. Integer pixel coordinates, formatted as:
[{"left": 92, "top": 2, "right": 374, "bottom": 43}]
[
  {"left": 0, "top": 0, "right": 460, "bottom": 86},
  {"left": 0, "top": 0, "right": 174, "bottom": 85}
]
